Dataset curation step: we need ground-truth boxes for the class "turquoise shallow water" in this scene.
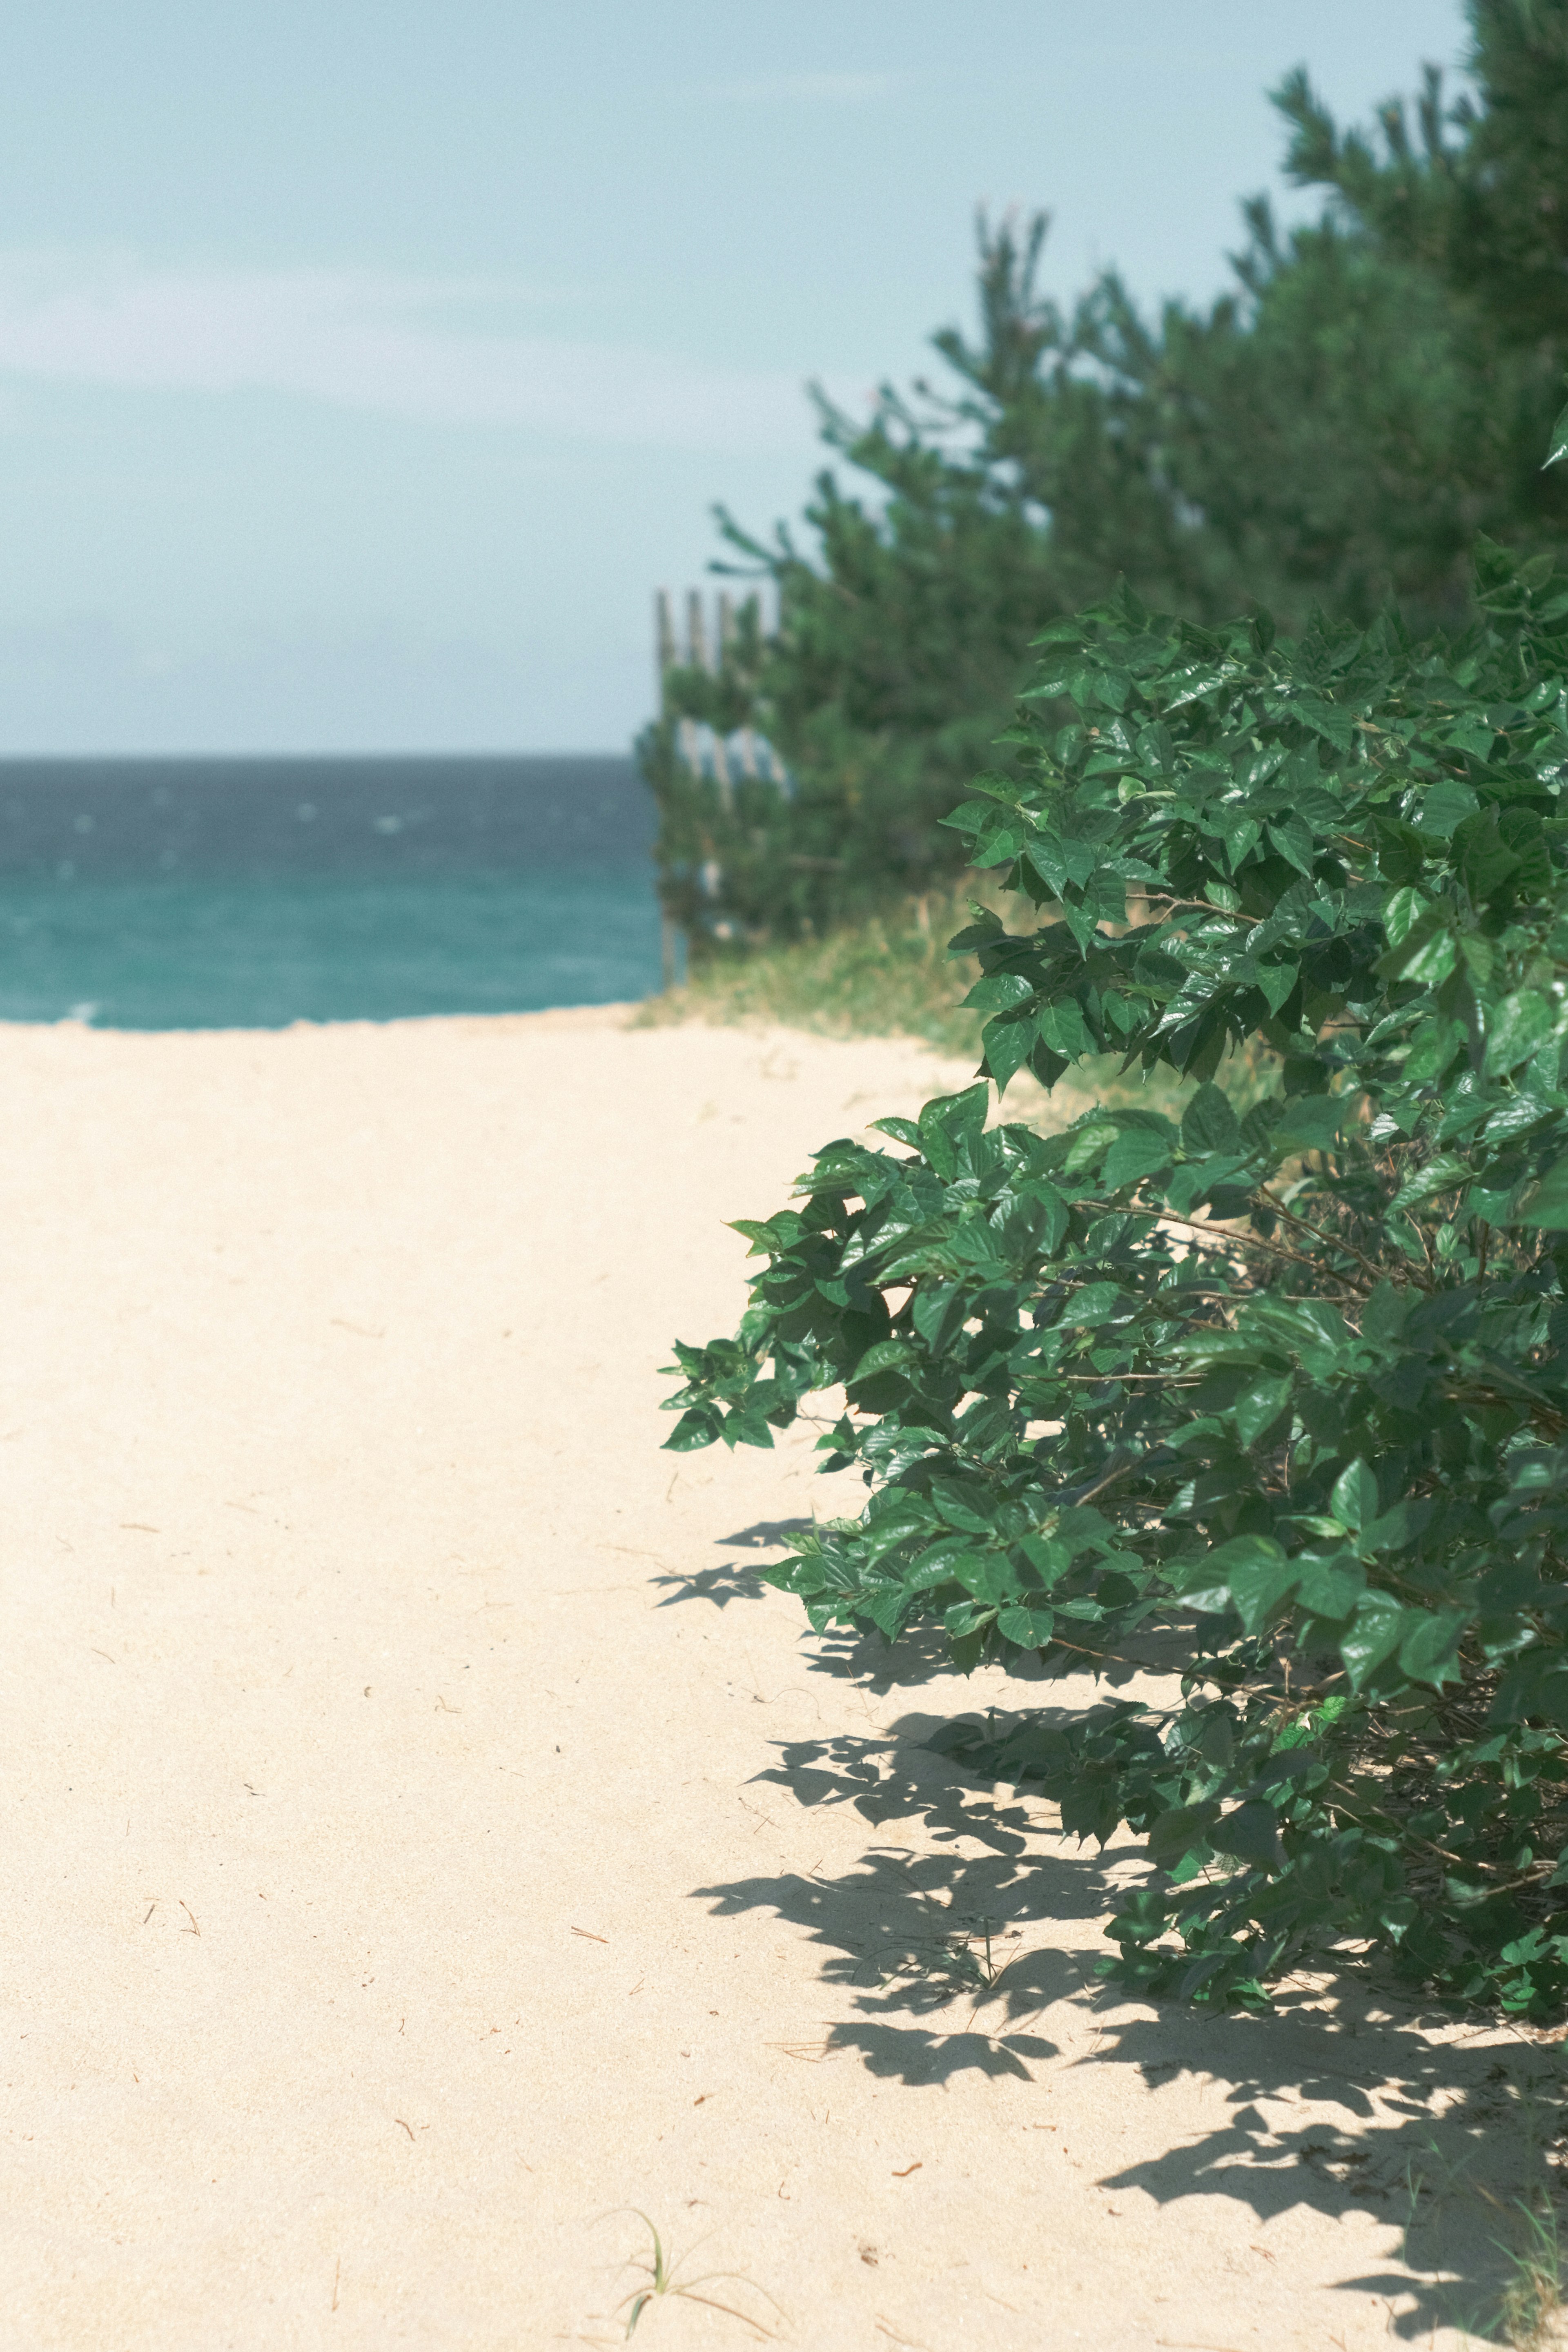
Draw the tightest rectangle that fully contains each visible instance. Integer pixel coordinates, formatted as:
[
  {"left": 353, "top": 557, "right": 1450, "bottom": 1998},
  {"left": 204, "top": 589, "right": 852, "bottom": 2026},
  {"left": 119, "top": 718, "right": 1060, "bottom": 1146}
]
[
  {"left": 0, "top": 755, "right": 662, "bottom": 1029},
  {"left": 0, "top": 870, "right": 662, "bottom": 1030}
]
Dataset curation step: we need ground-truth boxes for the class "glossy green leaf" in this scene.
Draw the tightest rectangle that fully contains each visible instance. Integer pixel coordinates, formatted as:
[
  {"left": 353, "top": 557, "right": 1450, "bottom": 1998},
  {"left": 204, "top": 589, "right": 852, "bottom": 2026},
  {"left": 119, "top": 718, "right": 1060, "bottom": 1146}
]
[
  {"left": 1335, "top": 1458, "right": 1382, "bottom": 1533},
  {"left": 1519, "top": 1163, "right": 1568, "bottom": 1227},
  {"left": 998, "top": 1604, "right": 1056, "bottom": 1648},
  {"left": 1399, "top": 1607, "right": 1470, "bottom": 1690},
  {"left": 1339, "top": 1594, "right": 1405, "bottom": 1691},
  {"left": 1206, "top": 1535, "right": 1297, "bottom": 1633},
  {"left": 964, "top": 971, "right": 1035, "bottom": 1011},
  {"left": 1234, "top": 1375, "right": 1293, "bottom": 1449},
  {"left": 1181, "top": 1082, "right": 1241, "bottom": 1155},
  {"left": 1546, "top": 397, "right": 1568, "bottom": 471},
  {"left": 1101, "top": 1128, "right": 1174, "bottom": 1192}
]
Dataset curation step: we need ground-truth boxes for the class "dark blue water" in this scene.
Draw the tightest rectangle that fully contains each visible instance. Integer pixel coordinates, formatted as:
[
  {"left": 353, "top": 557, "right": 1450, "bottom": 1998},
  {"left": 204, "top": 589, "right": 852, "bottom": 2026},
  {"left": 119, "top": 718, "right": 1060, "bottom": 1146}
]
[{"left": 0, "top": 756, "right": 662, "bottom": 1029}]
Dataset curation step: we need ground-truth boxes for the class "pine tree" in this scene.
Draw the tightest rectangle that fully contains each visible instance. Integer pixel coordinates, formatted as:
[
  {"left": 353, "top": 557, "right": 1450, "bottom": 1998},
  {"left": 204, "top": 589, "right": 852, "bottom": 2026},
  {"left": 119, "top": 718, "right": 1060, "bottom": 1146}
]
[{"left": 647, "top": 0, "right": 1568, "bottom": 954}]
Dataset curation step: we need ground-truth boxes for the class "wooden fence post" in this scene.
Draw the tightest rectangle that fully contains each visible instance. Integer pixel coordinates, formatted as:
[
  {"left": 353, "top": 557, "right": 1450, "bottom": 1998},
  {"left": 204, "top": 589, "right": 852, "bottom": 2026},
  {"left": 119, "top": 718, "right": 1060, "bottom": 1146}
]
[
  {"left": 655, "top": 588, "right": 676, "bottom": 688},
  {"left": 686, "top": 590, "right": 708, "bottom": 673}
]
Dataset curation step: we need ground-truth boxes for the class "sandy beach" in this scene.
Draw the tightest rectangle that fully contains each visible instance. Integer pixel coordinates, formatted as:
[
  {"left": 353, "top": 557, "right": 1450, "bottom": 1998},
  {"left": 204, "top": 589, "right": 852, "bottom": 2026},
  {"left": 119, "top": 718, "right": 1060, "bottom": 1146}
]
[{"left": 0, "top": 1007, "right": 1553, "bottom": 2350}]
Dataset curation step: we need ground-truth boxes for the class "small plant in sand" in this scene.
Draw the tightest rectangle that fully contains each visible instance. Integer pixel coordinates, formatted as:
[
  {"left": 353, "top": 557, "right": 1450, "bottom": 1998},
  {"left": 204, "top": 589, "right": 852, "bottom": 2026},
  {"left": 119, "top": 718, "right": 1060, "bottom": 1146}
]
[
  {"left": 664, "top": 397, "right": 1568, "bottom": 2023},
  {"left": 1499, "top": 2194, "right": 1566, "bottom": 2352},
  {"left": 607, "top": 2212, "right": 782, "bottom": 2341}
]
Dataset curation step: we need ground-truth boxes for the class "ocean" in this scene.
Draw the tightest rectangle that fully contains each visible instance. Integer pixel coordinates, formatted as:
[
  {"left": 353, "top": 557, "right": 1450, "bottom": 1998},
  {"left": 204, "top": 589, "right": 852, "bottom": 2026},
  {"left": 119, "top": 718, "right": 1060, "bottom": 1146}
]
[{"left": 0, "top": 755, "right": 662, "bottom": 1029}]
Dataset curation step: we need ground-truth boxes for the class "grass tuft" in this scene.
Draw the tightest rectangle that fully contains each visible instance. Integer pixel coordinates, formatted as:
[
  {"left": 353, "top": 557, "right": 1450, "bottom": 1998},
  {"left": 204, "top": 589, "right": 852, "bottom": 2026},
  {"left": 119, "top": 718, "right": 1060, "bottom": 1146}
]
[
  {"left": 636, "top": 885, "right": 993, "bottom": 1057},
  {"left": 1499, "top": 2194, "right": 1566, "bottom": 2350},
  {"left": 608, "top": 2210, "right": 783, "bottom": 2341}
]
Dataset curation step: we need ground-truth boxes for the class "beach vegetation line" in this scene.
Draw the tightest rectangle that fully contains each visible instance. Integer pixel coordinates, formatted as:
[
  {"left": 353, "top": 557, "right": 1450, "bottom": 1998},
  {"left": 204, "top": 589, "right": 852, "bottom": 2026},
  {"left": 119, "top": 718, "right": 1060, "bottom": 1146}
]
[{"left": 664, "top": 477, "right": 1568, "bottom": 2039}]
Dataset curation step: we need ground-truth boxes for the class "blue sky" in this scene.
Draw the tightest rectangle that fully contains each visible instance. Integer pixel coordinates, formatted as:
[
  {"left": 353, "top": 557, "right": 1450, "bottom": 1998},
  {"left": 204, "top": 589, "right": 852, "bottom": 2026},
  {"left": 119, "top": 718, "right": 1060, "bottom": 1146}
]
[{"left": 0, "top": 1, "right": 1469, "bottom": 753}]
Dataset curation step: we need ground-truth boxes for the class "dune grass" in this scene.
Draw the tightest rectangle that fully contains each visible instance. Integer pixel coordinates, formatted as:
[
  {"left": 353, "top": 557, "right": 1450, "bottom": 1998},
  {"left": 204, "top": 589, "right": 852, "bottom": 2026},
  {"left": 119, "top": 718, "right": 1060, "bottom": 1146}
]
[{"left": 635, "top": 888, "right": 991, "bottom": 1058}]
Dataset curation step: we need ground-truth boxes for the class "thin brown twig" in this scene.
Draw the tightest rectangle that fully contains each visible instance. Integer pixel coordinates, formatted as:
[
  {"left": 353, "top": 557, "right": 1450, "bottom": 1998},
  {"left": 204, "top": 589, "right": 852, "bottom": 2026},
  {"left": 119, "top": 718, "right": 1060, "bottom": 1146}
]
[
  {"left": 1044, "top": 1633, "right": 1152, "bottom": 1670},
  {"left": 1143, "top": 893, "right": 1262, "bottom": 928},
  {"left": 1254, "top": 1185, "right": 1402, "bottom": 1293},
  {"left": 1084, "top": 1198, "right": 1365, "bottom": 1293},
  {"left": 1443, "top": 1383, "right": 1568, "bottom": 1439},
  {"left": 1071, "top": 1458, "right": 1136, "bottom": 1508}
]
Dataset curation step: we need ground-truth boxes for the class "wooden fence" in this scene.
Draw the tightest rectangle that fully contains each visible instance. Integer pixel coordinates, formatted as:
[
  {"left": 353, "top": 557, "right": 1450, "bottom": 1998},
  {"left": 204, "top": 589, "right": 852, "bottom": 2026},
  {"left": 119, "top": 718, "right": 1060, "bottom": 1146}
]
[{"left": 653, "top": 588, "right": 787, "bottom": 805}]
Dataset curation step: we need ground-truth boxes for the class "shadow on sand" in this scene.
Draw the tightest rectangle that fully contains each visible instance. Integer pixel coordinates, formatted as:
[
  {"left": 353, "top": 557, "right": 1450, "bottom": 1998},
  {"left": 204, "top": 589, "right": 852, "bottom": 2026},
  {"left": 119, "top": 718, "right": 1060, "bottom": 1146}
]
[
  {"left": 701, "top": 1714, "right": 1568, "bottom": 2337},
  {"left": 668, "top": 1528, "right": 1568, "bottom": 2340},
  {"left": 650, "top": 1520, "right": 813, "bottom": 1613}
]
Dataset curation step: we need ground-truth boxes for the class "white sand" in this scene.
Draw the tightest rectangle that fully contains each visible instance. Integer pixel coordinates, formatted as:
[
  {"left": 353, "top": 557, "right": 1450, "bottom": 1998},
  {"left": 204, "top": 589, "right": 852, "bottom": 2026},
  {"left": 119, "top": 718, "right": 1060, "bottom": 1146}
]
[{"left": 0, "top": 1009, "right": 1550, "bottom": 2349}]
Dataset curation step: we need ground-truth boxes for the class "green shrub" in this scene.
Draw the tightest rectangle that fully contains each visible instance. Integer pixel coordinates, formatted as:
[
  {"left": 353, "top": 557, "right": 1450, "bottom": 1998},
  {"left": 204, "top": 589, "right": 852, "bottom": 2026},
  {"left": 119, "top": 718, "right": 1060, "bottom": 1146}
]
[{"left": 664, "top": 521, "right": 1568, "bottom": 2019}]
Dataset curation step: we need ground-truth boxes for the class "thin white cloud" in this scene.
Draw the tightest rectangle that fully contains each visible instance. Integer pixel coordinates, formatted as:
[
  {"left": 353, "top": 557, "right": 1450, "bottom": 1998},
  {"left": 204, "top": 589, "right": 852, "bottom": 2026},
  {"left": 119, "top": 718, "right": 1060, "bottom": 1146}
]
[
  {"left": 695, "top": 73, "right": 900, "bottom": 104},
  {"left": 0, "top": 256, "right": 815, "bottom": 453}
]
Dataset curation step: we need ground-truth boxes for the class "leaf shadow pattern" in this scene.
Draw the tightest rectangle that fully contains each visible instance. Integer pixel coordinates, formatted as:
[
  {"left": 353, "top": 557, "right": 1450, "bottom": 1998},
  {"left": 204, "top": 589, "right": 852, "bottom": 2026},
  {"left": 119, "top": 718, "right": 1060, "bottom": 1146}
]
[
  {"left": 803, "top": 1624, "right": 1194, "bottom": 1698},
  {"left": 697, "top": 1724, "right": 1105, "bottom": 2085},
  {"left": 653, "top": 1561, "right": 773, "bottom": 1610},
  {"left": 719, "top": 1520, "right": 817, "bottom": 1550},
  {"left": 652, "top": 1521, "right": 815, "bottom": 1612},
  {"left": 694, "top": 1716, "right": 1568, "bottom": 2342},
  {"left": 792, "top": 1622, "right": 975, "bottom": 1693},
  {"left": 1094, "top": 1989, "right": 1568, "bottom": 2343}
]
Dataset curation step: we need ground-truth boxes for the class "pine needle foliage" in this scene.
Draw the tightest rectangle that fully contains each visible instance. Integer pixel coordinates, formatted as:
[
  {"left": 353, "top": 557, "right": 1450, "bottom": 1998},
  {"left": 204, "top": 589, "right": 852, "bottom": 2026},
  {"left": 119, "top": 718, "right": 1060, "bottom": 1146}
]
[
  {"left": 664, "top": 527, "right": 1568, "bottom": 2018},
  {"left": 646, "top": 0, "right": 1568, "bottom": 957}
]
